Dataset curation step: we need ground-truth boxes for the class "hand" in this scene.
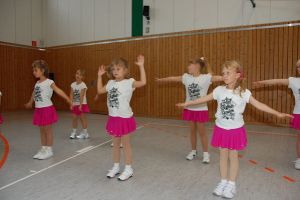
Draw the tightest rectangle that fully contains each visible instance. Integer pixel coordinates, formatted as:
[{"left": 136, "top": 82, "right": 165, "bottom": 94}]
[
  {"left": 79, "top": 105, "right": 82, "bottom": 112},
  {"left": 98, "top": 65, "right": 106, "bottom": 77},
  {"left": 135, "top": 55, "right": 144, "bottom": 67},
  {"left": 70, "top": 105, "right": 73, "bottom": 111},
  {"left": 176, "top": 102, "right": 187, "bottom": 108},
  {"left": 24, "top": 102, "right": 32, "bottom": 109},
  {"left": 94, "top": 95, "right": 99, "bottom": 102},
  {"left": 276, "top": 113, "right": 294, "bottom": 119}
]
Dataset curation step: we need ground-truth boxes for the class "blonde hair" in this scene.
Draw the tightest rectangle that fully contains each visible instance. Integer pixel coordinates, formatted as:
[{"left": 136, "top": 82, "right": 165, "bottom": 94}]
[
  {"left": 222, "top": 60, "right": 246, "bottom": 96},
  {"left": 76, "top": 69, "right": 86, "bottom": 79},
  {"left": 32, "top": 60, "right": 49, "bottom": 78},
  {"left": 189, "top": 57, "right": 212, "bottom": 74},
  {"left": 107, "top": 58, "right": 130, "bottom": 79}
]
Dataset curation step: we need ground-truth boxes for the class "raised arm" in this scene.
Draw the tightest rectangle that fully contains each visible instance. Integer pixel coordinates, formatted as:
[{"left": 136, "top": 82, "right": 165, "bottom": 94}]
[
  {"left": 253, "top": 79, "right": 289, "bottom": 87},
  {"left": 51, "top": 83, "right": 72, "bottom": 105},
  {"left": 132, "top": 55, "right": 146, "bottom": 88},
  {"left": 176, "top": 93, "right": 214, "bottom": 107},
  {"left": 97, "top": 65, "right": 107, "bottom": 94},
  {"left": 249, "top": 96, "right": 293, "bottom": 118},
  {"left": 211, "top": 75, "right": 223, "bottom": 82},
  {"left": 156, "top": 76, "right": 182, "bottom": 83}
]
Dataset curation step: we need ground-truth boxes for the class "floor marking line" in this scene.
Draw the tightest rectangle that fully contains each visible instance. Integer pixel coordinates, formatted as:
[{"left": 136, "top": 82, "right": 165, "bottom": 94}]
[
  {"left": 0, "top": 132, "right": 10, "bottom": 169},
  {"left": 249, "top": 160, "right": 258, "bottom": 165},
  {"left": 76, "top": 146, "right": 94, "bottom": 153},
  {"left": 0, "top": 124, "right": 146, "bottom": 191},
  {"left": 264, "top": 167, "right": 275, "bottom": 173},
  {"left": 282, "top": 176, "right": 296, "bottom": 183}
]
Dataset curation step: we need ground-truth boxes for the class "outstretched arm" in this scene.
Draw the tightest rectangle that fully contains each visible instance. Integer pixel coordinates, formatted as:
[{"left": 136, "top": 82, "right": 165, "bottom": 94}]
[
  {"left": 133, "top": 55, "right": 146, "bottom": 88},
  {"left": 156, "top": 76, "right": 182, "bottom": 83},
  {"left": 25, "top": 91, "right": 34, "bottom": 109},
  {"left": 253, "top": 79, "right": 288, "bottom": 87},
  {"left": 51, "top": 83, "right": 72, "bottom": 105},
  {"left": 211, "top": 75, "right": 223, "bottom": 82},
  {"left": 176, "top": 93, "right": 214, "bottom": 107},
  {"left": 97, "top": 65, "right": 107, "bottom": 95},
  {"left": 249, "top": 96, "right": 293, "bottom": 118}
]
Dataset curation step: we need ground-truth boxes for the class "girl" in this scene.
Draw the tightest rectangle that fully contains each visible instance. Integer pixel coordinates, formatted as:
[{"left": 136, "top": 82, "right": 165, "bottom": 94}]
[
  {"left": 0, "top": 91, "right": 3, "bottom": 125},
  {"left": 25, "top": 60, "right": 71, "bottom": 160},
  {"left": 156, "top": 57, "right": 222, "bottom": 163},
  {"left": 69, "top": 69, "right": 90, "bottom": 139},
  {"left": 253, "top": 59, "right": 300, "bottom": 170},
  {"left": 97, "top": 55, "right": 146, "bottom": 181},
  {"left": 177, "top": 60, "right": 292, "bottom": 199}
]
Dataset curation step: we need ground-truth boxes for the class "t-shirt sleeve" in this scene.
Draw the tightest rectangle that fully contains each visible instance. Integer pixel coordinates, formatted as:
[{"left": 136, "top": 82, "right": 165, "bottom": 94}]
[
  {"left": 288, "top": 77, "right": 294, "bottom": 89},
  {"left": 182, "top": 73, "right": 188, "bottom": 85},
  {"left": 81, "top": 82, "right": 88, "bottom": 90},
  {"left": 105, "top": 80, "right": 113, "bottom": 91},
  {"left": 48, "top": 79, "right": 54, "bottom": 87},
  {"left": 205, "top": 73, "right": 212, "bottom": 85},
  {"left": 129, "top": 78, "right": 136, "bottom": 90},
  {"left": 212, "top": 86, "right": 221, "bottom": 100},
  {"left": 243, "top": 89, "right": 252, "bottom": 103}
]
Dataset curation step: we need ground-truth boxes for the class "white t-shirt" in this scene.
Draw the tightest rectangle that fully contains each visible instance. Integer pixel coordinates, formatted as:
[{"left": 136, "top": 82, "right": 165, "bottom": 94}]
[
  {"left": 71, "top": 82, "right": 88, "bottom": 106},
  {"left": 288, "top": 77, "right": 300, "bottom": 114},
  {"left": 213, "top": 86, "right": 252, "bottom": 130},
  {"left": 182, "top": 73, "right": 212, "bottom": 111},
  {"left": 106, "top": 78, "right": 135, "bottom": 118},
  {"left": 34, "top": 79, "right": 54, "bottom": 108}
]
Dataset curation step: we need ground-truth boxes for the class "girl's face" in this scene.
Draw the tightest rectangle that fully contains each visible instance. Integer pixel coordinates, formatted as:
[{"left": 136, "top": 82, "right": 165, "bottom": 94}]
[
  {"left": 111, "top": 64, "right": 127, "bottom": 80},
  {"left": 75, "top": 70, "right": 83, "bottom": 82},
  {"left": 222, "top": 67, "right": 241, "bottom": 86},
  {"left": 33, "top": 67, "right": 44, "bottom": 79},
  {"left": 187, "top": 63, "right": 200, "bottom": 75}
]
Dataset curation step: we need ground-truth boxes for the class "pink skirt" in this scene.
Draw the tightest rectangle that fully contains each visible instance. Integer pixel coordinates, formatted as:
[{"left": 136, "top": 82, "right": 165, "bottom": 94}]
[
  {"left": 33, "top": 105, "right": 58, "bottom": 126},
  {"left": 106, "top": 116, "right": 136, "bottom": 137},
  {"left": 211, "top": 125, "right": 247, "bottom": 151},
  {"left": 182, "top": 109, "right": 209, "bottom": 123},
  {"left": 0, "top": 114, "right": 3, "bottom": 124},
  {"left": 72, "top": 104, "right": 90, "bottom": 116},
  {"left": 291, "top": 114, "right": 300, "bottom": 130}
]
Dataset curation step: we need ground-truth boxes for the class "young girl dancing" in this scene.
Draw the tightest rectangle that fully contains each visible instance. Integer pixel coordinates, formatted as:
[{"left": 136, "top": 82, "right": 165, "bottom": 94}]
[
  {"left": 254, "top": 59, "right": 300, "bottom": 170},
  {"left": 97, "top": 55, "right": 146, "bottom": 181},
  {"left": 177, "top": 60, "right": 292, "bottom": 198},
  {"left": 25, "top": 60, "right": 71, "bottom": 160},
  {"left": 157, "top": 57, "right": 222, "bottom": 163}
]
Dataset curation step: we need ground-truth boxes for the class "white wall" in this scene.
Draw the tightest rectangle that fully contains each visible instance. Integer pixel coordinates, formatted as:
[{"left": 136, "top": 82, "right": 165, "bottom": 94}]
[
  {"left": 0, "top": 0, "right": 42, "bottom": 46},
  {"left": 42, "top": 0, "right": 132, "bottom": 47},
  {"left": 143, "top": 0, "right": 300, "bottom": 35}
]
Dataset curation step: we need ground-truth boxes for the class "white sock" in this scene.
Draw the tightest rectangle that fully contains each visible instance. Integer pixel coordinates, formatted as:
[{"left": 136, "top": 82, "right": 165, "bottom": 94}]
[
  {"left": 203, "top": 152, "right": 209, "bottom": 156},
  {"left": 83, "top": 129, "right": 88, "bottom": 133},
  {"left": 221, "top": 179, "right": 227, "bottom": 184},
  {"left": 113, "top": 163, "right": 120, "bottom": 168},
  {"left": 228, "top": 181, "right": 236, "bottom": 186},
  {"left": 46, "top": 146, "right": 53, "bottom": 152},
  {"left": 42, "top": 146, "right": 47, "bottom": 150},
  {"left": 125, "top": 165, "right": 132, "bottom": 170},
  {"left": 72, "top": 129, "right": 77, "bottom": 133},
  {"left": 192, "top": 150, "right": 197, "bottom": 154}
]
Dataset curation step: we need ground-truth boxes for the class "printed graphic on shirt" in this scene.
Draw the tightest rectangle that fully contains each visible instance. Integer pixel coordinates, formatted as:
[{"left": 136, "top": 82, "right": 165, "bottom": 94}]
[
  {"left": 298, "top": 88, "right": 300, "bottom": 100},
  {"left": 108, "top": 87, "right": 121, "bottom": 109},
  {"left": 73, "top": 89, "right": 80, "bottom": 103},
  {"left": 220, "top": 97, "right": 236, "bottom": 120},
  {"left": 34, "top": 86, "right": 43, "bottom": 102},
  {"left": 187, "top": 83, "right": 202, "bottom": 100}
]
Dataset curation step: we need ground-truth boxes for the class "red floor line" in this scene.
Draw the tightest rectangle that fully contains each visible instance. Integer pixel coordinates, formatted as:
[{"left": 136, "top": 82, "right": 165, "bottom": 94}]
[
  {"left": 0, "top": 132, "right": 10, "bottom": 169},
  {"left": 264, "top": 167, "right": 275, "bottom": 173},
  {"left": 282, "top": 176, "right": 296, "bottom": 183},
  {"left": 249, "top": 160, "right": 258, "bottom": 165}
]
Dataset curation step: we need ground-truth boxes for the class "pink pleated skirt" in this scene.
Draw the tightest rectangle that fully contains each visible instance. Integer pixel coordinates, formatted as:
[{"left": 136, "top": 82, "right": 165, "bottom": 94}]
[
  {"left": 106, "top": 116, "right": 136, "bottom": 137},
  {"left": 72, "top": 104, "right": 90, "bottom": 116},
  {"left": 291, "top": 114, "right": 300, "bottom": 130},
  {"left": 33, "top": 105, "right": 58, "bottom": 126},
  {"left": 182, "top": 109, "right": 209, "bottom": 123},
  {"left": 211, "top": 125, "right": 247, "bottom": 151}
]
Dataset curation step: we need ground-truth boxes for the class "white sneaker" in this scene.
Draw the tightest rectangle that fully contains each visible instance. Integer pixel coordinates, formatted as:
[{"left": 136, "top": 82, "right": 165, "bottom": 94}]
[
  {"left": 213, "top": 181, "right": 227, "bottom": 196},
  {"left": 118, "top": 168, "right": 133, "bottom": 181},
  {"left": 186, "top": 151, "right": 197, "bottom": 160},
  {"left": 33, "top": 147, "right": 45, "bottom": 159},
  {"left": 76, "top": 132, "right": 89, "bottom": 139},
  {"left": 69, "top": 132, "right": 77, "bottom": 139},
  {"left": 294, "top": 158, "right": 300, "bottom": 170},
  {"left": 107, "top": 166, "right": 120, "bottom": 178},
  {"left": 38, "top": 148, "right": 53, "bottom": 160},
  {"left": 202, "top": 152, "right": 210, "bottom": 164},
  {"left": 110, "top": 142, "right": 123, "bottom": 148},
  {"left": 222, "top": 183, "right": 236, "bottom": 199}
]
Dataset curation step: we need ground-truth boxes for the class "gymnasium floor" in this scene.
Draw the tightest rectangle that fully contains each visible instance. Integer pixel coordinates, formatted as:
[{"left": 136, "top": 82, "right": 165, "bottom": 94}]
[{"left": 0, "top": 111, "right": 299, "bottom": 200}]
